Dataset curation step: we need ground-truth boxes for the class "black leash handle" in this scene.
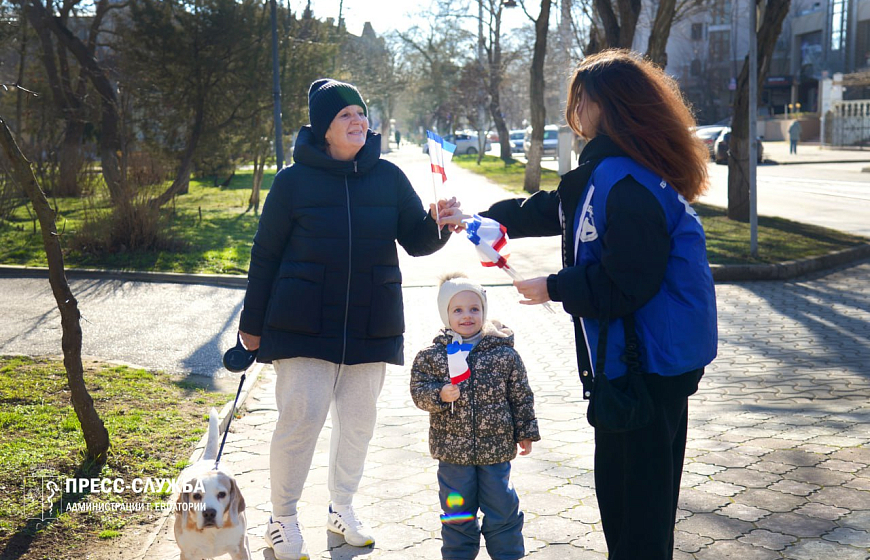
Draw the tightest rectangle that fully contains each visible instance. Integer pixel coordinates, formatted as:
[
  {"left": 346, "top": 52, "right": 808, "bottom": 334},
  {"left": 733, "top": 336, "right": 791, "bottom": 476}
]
[{"left": 214, "top": 372, "right": 246, "bottom": 470}]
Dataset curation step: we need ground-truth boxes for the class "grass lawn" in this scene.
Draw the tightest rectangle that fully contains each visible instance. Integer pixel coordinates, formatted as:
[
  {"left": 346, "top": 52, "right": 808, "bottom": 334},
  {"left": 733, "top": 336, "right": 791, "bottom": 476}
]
[
  {"left": 0, "top": 356, "right": 229, "bottom": 559},
  {"left": 0, "top": 170, "right": 273, "bottom": 275},
  {"left": 454, "top": 155, "right": 867, "bottom": 265}
]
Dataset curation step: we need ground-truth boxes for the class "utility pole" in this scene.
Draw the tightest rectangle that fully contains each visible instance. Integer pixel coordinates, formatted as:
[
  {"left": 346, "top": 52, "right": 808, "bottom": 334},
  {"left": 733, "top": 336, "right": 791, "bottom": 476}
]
[
  {"left": 270, "top": 0, "right": 284, "bottom": 170},
  {"left": 478, "top": 0, "right": 487, "bottom": 154},
  {"left": 557, "top": 0, "right": 573, "bottom": 175},
  {"left": 749, "top": 0, "right": 758, "bottom": 257}
]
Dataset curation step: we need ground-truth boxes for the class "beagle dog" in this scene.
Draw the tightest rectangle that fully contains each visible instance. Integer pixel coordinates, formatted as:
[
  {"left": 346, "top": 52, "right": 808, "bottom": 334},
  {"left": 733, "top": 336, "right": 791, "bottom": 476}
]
[{"left": 174, "top": 408, "right": 251, "bottom": 560}]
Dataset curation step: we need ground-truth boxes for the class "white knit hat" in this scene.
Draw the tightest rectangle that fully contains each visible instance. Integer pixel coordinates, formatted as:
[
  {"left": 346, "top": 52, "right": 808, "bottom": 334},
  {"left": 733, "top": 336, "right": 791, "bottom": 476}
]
[{"left": 437, "top": 272, "right": 487, "bottom": 328}]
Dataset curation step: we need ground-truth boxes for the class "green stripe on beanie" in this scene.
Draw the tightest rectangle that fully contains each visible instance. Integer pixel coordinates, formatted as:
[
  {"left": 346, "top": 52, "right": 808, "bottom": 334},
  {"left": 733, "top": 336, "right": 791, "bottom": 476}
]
[{"left": 308, "top": 78, "right": 368, "bottom": 143}]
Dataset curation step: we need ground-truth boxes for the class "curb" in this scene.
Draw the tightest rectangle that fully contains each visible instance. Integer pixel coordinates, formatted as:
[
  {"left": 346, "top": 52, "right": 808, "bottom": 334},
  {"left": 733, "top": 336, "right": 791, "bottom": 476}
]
[
  {"left": 0, "top": 265, "right": 248, "bottom": 288},
  {"left": 133, "top": 361, "right": 265, "bottom": 560},
  {"left": 3, "top": 245, "right": 870, "bottom": 286},
  {"left": 710, "top": 243, "right": 870, "bottom": 282},
  {"left": 768, "top": 159, "right": 870, "bottom": 166}
]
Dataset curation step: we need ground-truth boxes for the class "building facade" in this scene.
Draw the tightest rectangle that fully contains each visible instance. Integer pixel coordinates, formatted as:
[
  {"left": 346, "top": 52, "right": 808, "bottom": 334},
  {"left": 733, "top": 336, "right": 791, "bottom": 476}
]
[{"left": 634, "top": 0, "right": 870, "bottom": 126}]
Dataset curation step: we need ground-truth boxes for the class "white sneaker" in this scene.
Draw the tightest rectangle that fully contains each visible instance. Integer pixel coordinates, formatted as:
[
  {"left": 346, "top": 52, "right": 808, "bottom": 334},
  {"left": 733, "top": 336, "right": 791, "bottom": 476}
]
[
  {"left": 327, "top": 504, "right": 375, "bottom": 547},
  {"left": 265, "top": 515, "right": 310, "bottom": 560}
]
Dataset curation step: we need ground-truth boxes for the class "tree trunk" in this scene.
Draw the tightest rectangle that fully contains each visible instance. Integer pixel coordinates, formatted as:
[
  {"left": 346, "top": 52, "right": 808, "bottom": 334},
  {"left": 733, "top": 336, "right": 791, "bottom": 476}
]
[
  {"left": 645, "top": 0, "right": 677, "bottom": 67},
  {"left": 592, "top": 0, "right": 640, "bottom": 51},
  {"left": 249, "top": 152, "right": 266, "bottom": 215},
  {"left": 523, "top": 0, "right": 551, "bottom": 193},
  {"left": 727, "top": 0, "right": 791, "bottom": 221},
  {"left": 57, "top": 120, "right": 85, "bottom": 197},
  {"left": 149, "top": 102, "right": 205, "bottom": 209},
  {"left": 0, "top": 116, "right": 110, "bottom": 465},
  {"left": 15, "top": 5, "right": 27, "bottom": 137}
]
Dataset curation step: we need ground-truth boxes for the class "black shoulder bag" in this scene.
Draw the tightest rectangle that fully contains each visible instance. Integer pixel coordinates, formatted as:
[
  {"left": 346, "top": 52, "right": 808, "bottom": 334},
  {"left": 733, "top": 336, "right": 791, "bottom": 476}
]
[{"left": 586, "top": 311, "right": 655, "bottom": 433}]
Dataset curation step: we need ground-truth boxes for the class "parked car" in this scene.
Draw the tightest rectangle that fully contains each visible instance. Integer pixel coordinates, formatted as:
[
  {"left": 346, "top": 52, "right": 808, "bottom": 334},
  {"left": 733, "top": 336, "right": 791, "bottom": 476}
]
[
  {"left": 714, "top": 128, "right": 764, "bottom": 165},
  {"left": 509, "top": 129, "right": 525, "bottom": 153},
  {"left": 694, "top": 126, "right": 729, "bottom": 159},
  {"left": 523, "top": 125, "right": 559, "bottom": 158},
  {"left": 422, "top": 133, "right": 491, "bottom": 155}
]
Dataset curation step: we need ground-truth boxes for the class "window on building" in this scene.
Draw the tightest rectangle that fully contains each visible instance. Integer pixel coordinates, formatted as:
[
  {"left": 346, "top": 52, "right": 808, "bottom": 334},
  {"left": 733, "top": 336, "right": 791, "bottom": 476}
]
[
  {"left": 691, "top": 59, "right": 702, "bottom": 76},
  {"left": 858, "top": 20, "right": 870, "bottom": 68},
  {"left": 830, "top": 0, "right": 846, "bottom": 51},
  {"left": 710, "top": 0, "right": 731, "bottom": 25},
  {"left": 691, "top": 23, "right": 704, "bottom": 41},
  {"left": 709, "top": 30, "right": 730, "bottom": 63}
]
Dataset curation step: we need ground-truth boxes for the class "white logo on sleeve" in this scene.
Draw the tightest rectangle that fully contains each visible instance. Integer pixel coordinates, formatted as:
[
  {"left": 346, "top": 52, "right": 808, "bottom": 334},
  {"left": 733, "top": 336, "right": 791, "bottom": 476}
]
[{"left": 677, "top": 193, "right": 702, "bottom": 225}]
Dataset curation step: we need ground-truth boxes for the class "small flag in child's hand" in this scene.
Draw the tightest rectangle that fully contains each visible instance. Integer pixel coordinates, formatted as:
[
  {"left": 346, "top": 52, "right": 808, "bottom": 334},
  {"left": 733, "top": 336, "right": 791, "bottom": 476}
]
[
  {"left": 426, "top": 131, "right": 456, "bottom": 185},
  {"left": 465, "top": 214, "right": 511, "bottom": 269},
  {"left": 446, "top": 338, "right": 473, "bottom": 385}
]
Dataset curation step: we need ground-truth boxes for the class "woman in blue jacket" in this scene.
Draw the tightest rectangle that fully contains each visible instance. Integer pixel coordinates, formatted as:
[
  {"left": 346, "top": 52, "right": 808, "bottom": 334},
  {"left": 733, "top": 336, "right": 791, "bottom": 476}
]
[
  {"left": 482, "top": 50, "right": 718, "bottom": 560},
  {"left": 238, "top": 79, "right": 464, "bottom": 560}
]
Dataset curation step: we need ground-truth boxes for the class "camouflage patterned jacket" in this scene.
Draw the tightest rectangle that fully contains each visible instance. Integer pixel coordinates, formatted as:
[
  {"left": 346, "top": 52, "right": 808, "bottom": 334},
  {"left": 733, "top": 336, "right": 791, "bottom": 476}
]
[{"left": 410, "top": 321, "right": 541, "bottom": 466}]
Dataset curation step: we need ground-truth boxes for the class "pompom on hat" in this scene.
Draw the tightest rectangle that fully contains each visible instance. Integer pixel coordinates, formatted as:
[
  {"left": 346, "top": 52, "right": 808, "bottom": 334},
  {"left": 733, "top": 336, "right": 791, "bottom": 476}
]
[
  {"left": 437, "top": 272, "right": 487, "bottom": 329},
  {"left": 308, "top": 78, "right": 368, "bottom": 143}
]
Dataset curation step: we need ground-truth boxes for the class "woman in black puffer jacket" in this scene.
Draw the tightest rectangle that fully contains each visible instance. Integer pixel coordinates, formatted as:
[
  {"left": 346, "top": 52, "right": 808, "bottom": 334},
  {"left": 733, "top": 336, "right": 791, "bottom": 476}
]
[{"left": 237, "top": 79, "right": 465, "bottom": 560}]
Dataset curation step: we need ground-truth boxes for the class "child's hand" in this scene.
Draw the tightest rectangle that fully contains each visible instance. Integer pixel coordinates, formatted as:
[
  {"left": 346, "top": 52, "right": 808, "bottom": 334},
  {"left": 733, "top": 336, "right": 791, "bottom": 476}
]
[
  {"left": 440, "top": 384, "right": 460, "bottom": 403},
  {"left": 518, "top": 439, "right": 533, "bottom": 456}
]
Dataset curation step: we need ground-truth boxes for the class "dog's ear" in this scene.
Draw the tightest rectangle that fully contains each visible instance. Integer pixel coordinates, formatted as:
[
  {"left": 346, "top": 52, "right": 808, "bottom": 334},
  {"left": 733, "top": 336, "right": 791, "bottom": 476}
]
[
  {"left": 175, "top": 490, "right": 190, "bottom": 532},
  {"left": 228, "top": 477, "right": 245, "bottom": 526}
]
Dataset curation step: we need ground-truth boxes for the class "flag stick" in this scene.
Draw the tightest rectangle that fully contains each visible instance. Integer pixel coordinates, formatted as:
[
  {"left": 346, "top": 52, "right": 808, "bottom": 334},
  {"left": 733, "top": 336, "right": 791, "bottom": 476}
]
[
  {"left": 500, "top": 264, "right": 557, "bottom": 314},
  {"left": 430, "top": 171, "right": 442, "bottom": 240}
]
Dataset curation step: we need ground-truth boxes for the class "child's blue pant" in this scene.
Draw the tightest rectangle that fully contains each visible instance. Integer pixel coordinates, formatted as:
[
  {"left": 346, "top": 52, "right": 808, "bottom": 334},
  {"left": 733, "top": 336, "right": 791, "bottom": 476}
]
[{"left": 438, "top": 461, "right": 524, "bottom": 560}]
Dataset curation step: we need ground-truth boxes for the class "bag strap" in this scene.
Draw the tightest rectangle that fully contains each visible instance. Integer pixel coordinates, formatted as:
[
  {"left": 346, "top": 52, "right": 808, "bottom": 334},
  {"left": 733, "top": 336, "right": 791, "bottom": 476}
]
[
  {"left": 621, "top": 313, "right": 643, "bottom": 376},
  {"left": 593, "top": 284, "right": 642, "bottom": 379}
]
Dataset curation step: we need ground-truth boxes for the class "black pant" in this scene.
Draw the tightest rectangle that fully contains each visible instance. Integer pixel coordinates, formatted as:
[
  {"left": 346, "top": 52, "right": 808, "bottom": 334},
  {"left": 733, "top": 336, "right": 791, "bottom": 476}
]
[{"left": 593, "top": 371, "right": 700, "bottom": 560}]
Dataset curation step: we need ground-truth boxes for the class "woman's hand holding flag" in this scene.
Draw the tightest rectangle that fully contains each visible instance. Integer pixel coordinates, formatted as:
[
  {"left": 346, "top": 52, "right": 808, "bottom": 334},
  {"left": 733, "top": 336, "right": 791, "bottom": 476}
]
[{"left": 429, "top": 197, "right": 469, "bottom": 233}]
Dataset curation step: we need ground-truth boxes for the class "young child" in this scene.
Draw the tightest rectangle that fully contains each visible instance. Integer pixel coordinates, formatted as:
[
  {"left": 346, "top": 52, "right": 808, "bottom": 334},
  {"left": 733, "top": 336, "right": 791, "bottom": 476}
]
[{"left": 411, "top": 272, "right": 540, "bottom": 560}]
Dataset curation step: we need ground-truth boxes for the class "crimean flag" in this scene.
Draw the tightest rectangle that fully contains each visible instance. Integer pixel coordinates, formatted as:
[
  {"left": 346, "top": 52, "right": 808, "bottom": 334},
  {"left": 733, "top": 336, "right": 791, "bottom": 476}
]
[
  {"left": 446, "top": 337, "right": 473, "bottom": 385},
  {"left": 465, "top": 214, "right": 511, "bottom": 269},
  {"left": 426, "top": 131, "right": 457, "bottom": 185}
]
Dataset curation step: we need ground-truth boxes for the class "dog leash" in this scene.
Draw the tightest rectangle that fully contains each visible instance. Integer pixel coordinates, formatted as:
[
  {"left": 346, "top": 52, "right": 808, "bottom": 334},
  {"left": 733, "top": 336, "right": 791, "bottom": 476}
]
[{"left": 214, "top": 372, "right": 245, "bottom": 470}]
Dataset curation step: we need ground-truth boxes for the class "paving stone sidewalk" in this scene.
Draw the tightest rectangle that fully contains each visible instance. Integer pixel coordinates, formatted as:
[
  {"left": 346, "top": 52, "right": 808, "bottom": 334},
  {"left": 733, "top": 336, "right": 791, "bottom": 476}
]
[{"left": 145, "top": 260, "right": 870, "bottom": 560}]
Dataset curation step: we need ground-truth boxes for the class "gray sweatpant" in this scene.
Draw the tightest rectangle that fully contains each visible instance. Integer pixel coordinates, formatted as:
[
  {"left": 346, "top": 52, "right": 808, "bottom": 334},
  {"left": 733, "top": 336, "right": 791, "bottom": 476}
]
[{"left": 270, "top": 357, "right": 386, "bottom": 517}]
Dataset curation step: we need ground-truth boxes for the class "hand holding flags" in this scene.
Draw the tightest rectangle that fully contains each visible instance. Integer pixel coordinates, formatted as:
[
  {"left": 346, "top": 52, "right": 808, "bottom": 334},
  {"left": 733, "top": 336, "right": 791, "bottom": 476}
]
[
  {"left": 426, "top": 131, "right": 456, "bottom": 239},
  {"left": 464, "top": 214, "right": 557, "bottom": 314}
]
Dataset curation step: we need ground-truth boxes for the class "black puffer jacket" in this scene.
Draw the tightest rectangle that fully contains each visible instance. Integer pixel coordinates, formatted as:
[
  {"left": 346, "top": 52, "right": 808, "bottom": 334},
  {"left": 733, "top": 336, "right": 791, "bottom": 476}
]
[
  {"left": 410, "top": 321, "right": 541, "bottom": 466},
  {"left": 239, "top": 126, "right": 449, "bottom": 365}
]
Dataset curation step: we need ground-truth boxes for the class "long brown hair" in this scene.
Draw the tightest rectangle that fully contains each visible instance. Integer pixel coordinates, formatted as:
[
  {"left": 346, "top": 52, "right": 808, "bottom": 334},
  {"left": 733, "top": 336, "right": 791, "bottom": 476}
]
[{"left": 566, "top": 49, "right": 709, "bottom": 202}]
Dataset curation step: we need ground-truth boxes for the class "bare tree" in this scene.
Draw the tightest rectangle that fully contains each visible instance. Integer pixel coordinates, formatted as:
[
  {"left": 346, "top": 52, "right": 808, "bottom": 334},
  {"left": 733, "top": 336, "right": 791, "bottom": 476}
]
[
  {"left": 22, "top": 0, "right": 128, "bottom": 206},
  {"left": 0, "top": 116, "right": 110, "bottom": 465},
  {"left": 522, "top": 0, "right": 552, "bottom": 193},
  {"left": 727, "top": 0, "right": 791, "bottom": 221}
]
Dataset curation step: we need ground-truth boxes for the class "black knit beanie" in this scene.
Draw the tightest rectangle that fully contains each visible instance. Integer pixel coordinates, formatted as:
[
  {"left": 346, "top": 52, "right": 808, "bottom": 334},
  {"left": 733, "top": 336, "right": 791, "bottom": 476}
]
[{"left": 308, "top": 78, "right": 368, "bottom": 143}]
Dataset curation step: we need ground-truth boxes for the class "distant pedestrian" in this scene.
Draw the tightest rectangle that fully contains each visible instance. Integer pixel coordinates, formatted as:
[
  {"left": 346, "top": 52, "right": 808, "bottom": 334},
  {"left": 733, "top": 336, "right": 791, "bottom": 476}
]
[
  {"left": 789, "top": 119, "right": 802, "bottom": 154},
  {"left": 410, "top": 273, "right": 540, "bottom": 560},
  {"left": 395, "top": 129, "right": 402, "bottom": 147},
  {"left": 237, "top": 78, "right": 466, "bottom": 560},
  {"left": 480, "top": 49, "right": 718, "bottom": 560}
]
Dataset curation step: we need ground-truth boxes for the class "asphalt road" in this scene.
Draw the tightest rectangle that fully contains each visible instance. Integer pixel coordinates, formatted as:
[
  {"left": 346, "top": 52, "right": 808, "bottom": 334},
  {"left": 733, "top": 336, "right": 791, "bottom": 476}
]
[
  {"left": 0, "top": 275, "right": 246, "bottom": 387},
  {"left": 703, "top": 163, "right": 870, "bottom": 237}
]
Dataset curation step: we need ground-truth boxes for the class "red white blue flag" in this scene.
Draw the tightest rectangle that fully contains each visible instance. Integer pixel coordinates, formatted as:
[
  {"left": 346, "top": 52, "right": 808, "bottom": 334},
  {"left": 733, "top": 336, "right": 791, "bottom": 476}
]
[
  {"left": 465, "top": 214, "right": 511, "bottom": 269},
  {"left": 446, "top": 336, "right": 472, "bottom": 385},
  {"left": 426, "top": 131, "right": 456, "bottom": 185}
]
